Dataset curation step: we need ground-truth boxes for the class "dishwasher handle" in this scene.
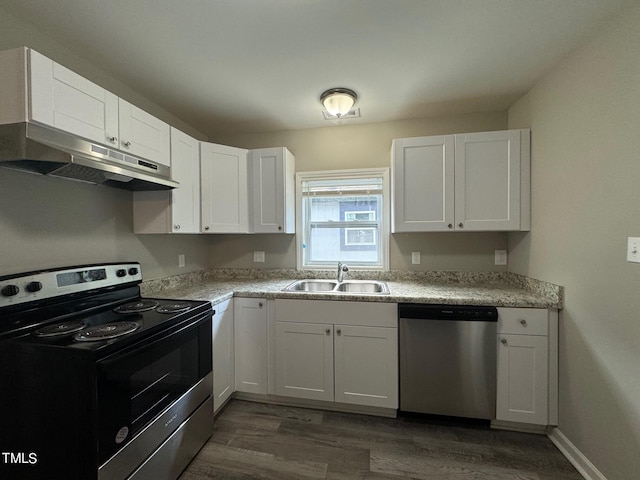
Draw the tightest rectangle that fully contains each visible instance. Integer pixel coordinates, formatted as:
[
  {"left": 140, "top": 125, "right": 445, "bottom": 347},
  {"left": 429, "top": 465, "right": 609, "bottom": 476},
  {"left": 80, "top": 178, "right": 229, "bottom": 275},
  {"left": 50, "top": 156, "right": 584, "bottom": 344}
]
[{"left": 398, "top": 303, "right": 498, "bottom": 322}]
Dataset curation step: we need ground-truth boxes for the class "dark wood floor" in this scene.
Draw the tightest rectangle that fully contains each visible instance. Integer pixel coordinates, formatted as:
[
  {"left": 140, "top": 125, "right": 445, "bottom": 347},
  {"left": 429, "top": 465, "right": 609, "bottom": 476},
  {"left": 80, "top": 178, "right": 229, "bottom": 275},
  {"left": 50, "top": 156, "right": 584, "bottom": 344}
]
[{"left": 179, "top": 400, "right": 582, "bottom": 480}]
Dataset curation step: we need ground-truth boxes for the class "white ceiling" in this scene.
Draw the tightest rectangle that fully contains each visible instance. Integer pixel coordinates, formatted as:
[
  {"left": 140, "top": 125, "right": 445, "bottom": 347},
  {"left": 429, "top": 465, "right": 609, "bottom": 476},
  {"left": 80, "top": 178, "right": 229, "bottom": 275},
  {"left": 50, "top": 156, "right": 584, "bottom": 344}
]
[{"left": 1, "top": 0, "right": 634, "bottom": 138}]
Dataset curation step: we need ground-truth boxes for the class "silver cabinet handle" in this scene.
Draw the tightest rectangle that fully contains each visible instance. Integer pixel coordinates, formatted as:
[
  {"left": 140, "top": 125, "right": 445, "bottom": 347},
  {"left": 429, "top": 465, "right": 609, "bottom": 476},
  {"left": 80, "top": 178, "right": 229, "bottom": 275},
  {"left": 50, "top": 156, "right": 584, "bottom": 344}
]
[
  {"left": 519, "top": 319, "right": 527, "bottom": 325},
  {"left": 123, "top": 141, "right": 131, "bottom": 148},
  {"left": 258, "top": 302, "right": 263, "bottom": 308},
  {"left": 501, "top": 338, "right": 507, "bottom": 345},
  {"left": 458, "top": 222, "right": 464, "bottom": 228},
  {"left": 204, "top": 226, "right": 210, "bottom": 231},
  {"left": 174, "top": 225, "right": 180, "bottom": 230},
  {"left": 108, "top": 136, "right": 117, "bottom": 144},
  {"left": 278, "top": 226, "right": 282, "bottom": 231},
  {"left": 336, "top": 329, "right": 341, "bottom": 336},
  {"left": 448, "top": 223, "right": 453, "bottom": 229},
  {"left": 325, "top": 328, "right": 330, "bottom": 335}
]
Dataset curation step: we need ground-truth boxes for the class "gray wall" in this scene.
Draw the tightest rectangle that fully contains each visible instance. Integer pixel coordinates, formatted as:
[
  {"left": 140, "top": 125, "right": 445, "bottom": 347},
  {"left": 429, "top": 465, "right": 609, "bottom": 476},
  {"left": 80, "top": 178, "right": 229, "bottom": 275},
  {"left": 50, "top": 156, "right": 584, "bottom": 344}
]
[
  {"left": 508, "top": 4, "right": 640, "bottom": 479},
  {"left": 0, "top": 168, "right": 211, "bottom": 280},
  {"left": 213, "top": 112, "right": 509, "bottom": 271}
]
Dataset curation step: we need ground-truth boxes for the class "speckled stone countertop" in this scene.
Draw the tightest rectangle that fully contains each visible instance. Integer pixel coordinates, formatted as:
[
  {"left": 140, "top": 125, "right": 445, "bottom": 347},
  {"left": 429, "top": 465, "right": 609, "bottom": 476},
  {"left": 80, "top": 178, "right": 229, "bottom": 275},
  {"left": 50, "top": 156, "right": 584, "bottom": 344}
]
[{"left": 141, "top": 269, "right": 563, "bottom": 309}]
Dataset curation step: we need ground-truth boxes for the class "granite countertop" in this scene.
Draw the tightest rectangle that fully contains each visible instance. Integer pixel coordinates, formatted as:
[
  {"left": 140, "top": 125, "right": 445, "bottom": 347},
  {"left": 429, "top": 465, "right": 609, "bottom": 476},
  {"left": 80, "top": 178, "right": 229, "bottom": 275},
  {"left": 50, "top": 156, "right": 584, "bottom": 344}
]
[{"left": 141, "top": 269, "right": 563, "bottom": 309}]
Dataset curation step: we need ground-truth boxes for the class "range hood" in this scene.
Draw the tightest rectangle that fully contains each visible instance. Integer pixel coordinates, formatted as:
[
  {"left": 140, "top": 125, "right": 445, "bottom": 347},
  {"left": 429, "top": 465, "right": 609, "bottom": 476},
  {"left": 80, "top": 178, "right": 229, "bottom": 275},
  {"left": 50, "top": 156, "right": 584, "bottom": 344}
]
[{"left": 0, "top": 123, "right": 179, "bottom": 190}]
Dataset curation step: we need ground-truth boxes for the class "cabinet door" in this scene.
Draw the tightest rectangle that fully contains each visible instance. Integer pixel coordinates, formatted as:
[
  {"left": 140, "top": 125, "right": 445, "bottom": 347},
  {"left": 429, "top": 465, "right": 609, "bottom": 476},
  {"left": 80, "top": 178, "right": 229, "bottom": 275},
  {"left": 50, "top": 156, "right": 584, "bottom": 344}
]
[
  {"left": 334, "top": 325, "right": 398, "bottom": 408},
  {"left": 118, "top": 98, "right": 170, "bottom": 166},
  {"left": 391, "top": 135, "right": 455, "bottom": 232},
  {"left": 29, "top": 49, "right": 118, "bottom": 146},
  {"left": 170, "top": 127, "right": 200, "bottom": 233},
  {"left": 213, "top": 299, "right": 234, "bottom": 413},
  {"left": 250, "top": 147, "right": 295, "bottom": 233},
  {"left": 200, "top": 143, "right": 249, "bottom": 233},
  {"left": 496, "top": 334, "right": 548, "bottom": 424},
  {"left": 234, "top": 298, "right": 268, "bottom": 394},
  {"left": 454, "top": 130, "right": 521, "bottom": 231},
  {"left": 274, "top": 322, "right": 334, "bottom": 401}
]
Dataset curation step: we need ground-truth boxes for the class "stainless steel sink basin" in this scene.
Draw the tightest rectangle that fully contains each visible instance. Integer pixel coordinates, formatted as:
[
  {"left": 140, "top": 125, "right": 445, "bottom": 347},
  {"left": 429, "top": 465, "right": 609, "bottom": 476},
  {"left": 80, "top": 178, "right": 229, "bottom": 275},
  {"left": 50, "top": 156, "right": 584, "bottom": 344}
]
[
  {"left": 334, "top": 280, "right": 389, "bottom": 294},
  {"left": 283, "top": 279, "right": 389, "bottom": 295},
  {"left": 284, "top": 279, "right": 338, "bottom": 292}
]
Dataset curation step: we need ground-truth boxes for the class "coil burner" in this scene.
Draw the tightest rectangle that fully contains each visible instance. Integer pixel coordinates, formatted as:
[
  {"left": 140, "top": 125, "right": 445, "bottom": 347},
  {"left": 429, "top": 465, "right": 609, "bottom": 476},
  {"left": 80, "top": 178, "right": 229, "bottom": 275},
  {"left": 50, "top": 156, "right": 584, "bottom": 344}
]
[
  {"left": 74, "top": 321, "right": 140, "bottom": 342},
  {"left": 33, "top": 320, "right": 85, "bottom": 338},
  {"left": 113, "top": 300, "right": 160, "bottom": 314},
  {"left": 156, "top": 302, "right": 193, "bottom": 314}
]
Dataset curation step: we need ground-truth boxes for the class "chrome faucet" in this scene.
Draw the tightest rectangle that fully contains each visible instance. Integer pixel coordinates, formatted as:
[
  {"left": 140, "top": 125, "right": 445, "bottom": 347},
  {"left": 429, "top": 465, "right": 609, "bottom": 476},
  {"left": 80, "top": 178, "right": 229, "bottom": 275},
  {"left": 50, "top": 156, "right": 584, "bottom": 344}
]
[{"left": 337, "top": 262, "right": 349, "bottom": 282}]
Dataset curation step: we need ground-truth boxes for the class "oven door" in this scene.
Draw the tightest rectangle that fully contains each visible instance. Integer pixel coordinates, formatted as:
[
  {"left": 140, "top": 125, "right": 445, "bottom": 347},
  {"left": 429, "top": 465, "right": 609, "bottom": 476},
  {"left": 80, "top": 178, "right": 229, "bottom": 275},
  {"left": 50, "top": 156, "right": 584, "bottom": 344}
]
[{"left": 96, "top": 314, "right": 212, "bottom": 473}]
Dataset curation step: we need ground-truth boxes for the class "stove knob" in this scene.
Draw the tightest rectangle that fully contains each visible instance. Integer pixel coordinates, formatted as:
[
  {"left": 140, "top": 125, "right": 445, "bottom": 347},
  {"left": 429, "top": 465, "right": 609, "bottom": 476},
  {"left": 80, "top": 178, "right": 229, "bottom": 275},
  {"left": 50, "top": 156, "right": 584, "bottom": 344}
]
[
  {"left": 26, "top": 281, "right": 43, "bottom": 293},
  {"left": 2, "top": 285, "right": 20, "bottom": 297},
  {"left": 128, "top": 267, "right": 139, "bottom": 276},
  {"left": 116, "top": 269, "right": 127, "bottom": 277}
]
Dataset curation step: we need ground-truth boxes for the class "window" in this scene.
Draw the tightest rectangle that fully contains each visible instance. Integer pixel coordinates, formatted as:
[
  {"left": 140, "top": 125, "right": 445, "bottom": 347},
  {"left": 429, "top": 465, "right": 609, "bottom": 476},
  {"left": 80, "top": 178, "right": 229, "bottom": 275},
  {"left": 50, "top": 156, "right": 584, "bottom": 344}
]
[{"left": 296, "top": 168, "right": 389, "bottom": 269}]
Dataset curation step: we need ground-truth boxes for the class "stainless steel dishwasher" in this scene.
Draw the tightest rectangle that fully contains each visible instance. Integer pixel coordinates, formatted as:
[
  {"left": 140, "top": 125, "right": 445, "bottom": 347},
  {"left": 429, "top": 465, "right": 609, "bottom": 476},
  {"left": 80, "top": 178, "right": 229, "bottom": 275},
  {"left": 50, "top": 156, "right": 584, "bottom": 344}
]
[{"left": 399, "top": 304, "right": 498, "bottom": 420}]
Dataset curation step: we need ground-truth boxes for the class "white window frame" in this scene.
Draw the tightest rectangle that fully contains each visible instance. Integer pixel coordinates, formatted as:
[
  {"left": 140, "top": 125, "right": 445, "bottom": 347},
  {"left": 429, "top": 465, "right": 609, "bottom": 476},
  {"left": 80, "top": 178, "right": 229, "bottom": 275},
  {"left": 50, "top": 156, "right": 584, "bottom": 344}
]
[{"left": 295, "top": 168, "right": 390, "bottom": 271}]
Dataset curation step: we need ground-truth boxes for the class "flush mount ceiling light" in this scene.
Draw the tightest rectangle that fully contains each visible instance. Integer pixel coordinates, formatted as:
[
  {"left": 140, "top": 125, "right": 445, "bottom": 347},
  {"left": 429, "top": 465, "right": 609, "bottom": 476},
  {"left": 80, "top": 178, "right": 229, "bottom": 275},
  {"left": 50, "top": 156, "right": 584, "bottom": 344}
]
[{"left": 320, "top": 88, "right": 357, "bottom": 117}]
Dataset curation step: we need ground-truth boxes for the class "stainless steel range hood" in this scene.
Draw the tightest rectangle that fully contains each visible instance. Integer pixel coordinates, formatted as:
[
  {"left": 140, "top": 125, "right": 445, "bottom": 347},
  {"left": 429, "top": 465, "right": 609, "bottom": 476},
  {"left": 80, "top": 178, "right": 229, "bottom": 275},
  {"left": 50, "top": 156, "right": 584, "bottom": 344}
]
[{"left": 0, "top": 123, "right": 179, "bottom": 190}]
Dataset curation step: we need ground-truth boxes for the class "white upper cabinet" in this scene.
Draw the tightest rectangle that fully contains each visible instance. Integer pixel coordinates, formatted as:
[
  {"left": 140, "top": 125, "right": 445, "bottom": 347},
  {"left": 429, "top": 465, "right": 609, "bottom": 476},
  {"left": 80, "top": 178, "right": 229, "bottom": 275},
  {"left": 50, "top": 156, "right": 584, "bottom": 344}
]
[
  {"left": 118, "top": 98, "right": 170, "bottom": 166},
  {"left": 169, "top": 128, "right": 201, "bottom": 232},
  {"left": 201, "top": 142, "right": 249, "bottom": 233},
  {"left": 392, "top": 129, "right": 530, "bottom": 232},
  {"left": 133, "top": 127, "right": 200, "bottom": 233},
  {"left": 391, "top": 135, "right": 455, "bottom": 232},
  {"left": 249, "top": 147, "right": 295, "bottom": 233},
  {"left": 455, "top": 130, "right": 525, "bottom": 231},
  {"left": 29, "top": 49, "right": 119, "bottom": 146},
  {"left": 0, "top": 47, "right": 170, "bottom": 167}
]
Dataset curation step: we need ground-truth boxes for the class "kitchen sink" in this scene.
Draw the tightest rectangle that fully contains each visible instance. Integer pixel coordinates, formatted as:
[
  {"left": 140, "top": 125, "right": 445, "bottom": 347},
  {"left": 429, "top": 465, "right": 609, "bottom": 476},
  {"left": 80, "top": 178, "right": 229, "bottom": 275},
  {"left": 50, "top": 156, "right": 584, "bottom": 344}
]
[
  {"left": 334, "top": 280, "right": 389, "bottom": 294},
  {"left": 283, "top": 279, "right": 389, "bottom": 295},
  {"left": 284, "top": 279, "right": 338, "bottom": 292}
]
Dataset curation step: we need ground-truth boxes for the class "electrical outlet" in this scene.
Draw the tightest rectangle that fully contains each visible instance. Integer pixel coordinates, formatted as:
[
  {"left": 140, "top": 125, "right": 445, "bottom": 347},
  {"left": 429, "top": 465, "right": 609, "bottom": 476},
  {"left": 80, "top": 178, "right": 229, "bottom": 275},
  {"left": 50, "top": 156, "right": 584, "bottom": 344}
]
[
  {"left": 627, "top": 237, "right": 640, "bottom": 263},
  {"left": 253, "top": 251, "right": 265, "bottom": 263},
  {"left": 178, "top": 254, "right": 186, "bottom": 268},
  {"left": 494, "top": 250, "right": 508, "bottom": 266},
  {"left": 411, "top": 252, "right": 421, "bottom": 265}
]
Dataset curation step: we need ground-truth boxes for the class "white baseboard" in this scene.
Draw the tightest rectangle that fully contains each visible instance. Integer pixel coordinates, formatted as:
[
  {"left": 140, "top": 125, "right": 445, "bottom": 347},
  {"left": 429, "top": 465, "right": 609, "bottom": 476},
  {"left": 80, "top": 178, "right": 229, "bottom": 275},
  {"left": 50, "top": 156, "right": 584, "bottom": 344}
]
[{"left": 548, "top": 428, "right": 608, "bottom": 480}]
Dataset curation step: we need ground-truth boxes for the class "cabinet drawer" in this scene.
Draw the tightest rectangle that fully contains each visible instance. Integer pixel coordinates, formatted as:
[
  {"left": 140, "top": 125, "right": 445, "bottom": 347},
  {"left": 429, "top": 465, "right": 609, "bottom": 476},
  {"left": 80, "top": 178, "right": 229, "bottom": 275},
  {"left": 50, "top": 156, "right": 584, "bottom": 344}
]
[
  {"left": 275, "top": 299, "right": 397, "bottom": 328},
  {"left": 497, "top": 308, "right": 548, "bottom": 336}
]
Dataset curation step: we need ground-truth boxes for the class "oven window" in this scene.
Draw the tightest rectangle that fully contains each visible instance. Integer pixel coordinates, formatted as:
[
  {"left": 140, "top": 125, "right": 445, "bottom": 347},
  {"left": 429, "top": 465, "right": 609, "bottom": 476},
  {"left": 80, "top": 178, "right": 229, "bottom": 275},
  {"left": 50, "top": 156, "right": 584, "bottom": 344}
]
[
  {"left": 96, "top": 319, "right": 211, "bottom": 464},
  {"left": 128, "top": 336, "right": 197, "bottom": 431}
]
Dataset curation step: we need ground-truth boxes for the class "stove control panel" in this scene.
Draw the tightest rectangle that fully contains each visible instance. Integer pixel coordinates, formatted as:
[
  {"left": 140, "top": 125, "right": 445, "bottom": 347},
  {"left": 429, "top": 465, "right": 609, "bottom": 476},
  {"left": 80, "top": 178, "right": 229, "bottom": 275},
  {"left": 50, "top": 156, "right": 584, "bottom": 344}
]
[{"left": 0, "top": 263, "right": 143, "bottom": 308}]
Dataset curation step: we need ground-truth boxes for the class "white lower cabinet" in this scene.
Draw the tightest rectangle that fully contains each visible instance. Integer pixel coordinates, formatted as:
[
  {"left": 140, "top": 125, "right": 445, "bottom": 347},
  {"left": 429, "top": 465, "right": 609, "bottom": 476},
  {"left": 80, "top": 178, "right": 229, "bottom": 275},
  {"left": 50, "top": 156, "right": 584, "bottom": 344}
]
[
  {"left": 212, "top": 299, "right": 234, "bottom": 413},
  {"left": 333, "top": 324, "right": 398, "bottom": 408},
  {"left": 273, "top": 299, "right": 398, "bottom": 409},
  {"left": 275, "top": 321, "right": 334, "bottom": 401},
  {"left": 496, "top": 307, "right": 558, "bottom": 426},
  {"left": 234, "top": 298, "right": 268, "bottom": 394}
]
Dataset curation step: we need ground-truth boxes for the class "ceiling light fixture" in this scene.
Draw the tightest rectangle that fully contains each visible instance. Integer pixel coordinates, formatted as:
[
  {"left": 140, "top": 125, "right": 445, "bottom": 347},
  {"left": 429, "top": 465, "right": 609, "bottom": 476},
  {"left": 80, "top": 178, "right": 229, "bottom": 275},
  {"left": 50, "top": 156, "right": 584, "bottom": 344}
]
[{"left": 320, "top": 88, "right": 357, "bottom": 117}]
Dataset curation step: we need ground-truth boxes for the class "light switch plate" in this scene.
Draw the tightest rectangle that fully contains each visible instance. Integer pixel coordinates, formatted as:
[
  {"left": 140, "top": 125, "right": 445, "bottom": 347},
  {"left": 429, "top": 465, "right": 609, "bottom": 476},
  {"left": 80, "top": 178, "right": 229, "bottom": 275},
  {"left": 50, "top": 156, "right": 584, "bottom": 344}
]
[
  {"left": 178, "top": 254, "right": 186, "bottom": 268},
  {"left": 627, "top": 237, "right": 640, "bottom": 263},
  {"left": 411, "top": 252, "right": 421, "bottom": 264},
  {"left": 494, "top": 250, "right": 508, "bottom": 266},
  {"left": 253, "top": 251, "right": 265, "bottom": 263}
]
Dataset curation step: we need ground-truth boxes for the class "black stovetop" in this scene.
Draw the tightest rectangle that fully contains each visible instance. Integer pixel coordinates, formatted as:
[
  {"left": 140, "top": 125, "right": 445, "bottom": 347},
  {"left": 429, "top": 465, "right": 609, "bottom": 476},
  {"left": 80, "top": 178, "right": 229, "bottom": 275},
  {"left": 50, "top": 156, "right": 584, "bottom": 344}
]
[{"left": 0, "top": 289, "right": 212, "bottom": 357}]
